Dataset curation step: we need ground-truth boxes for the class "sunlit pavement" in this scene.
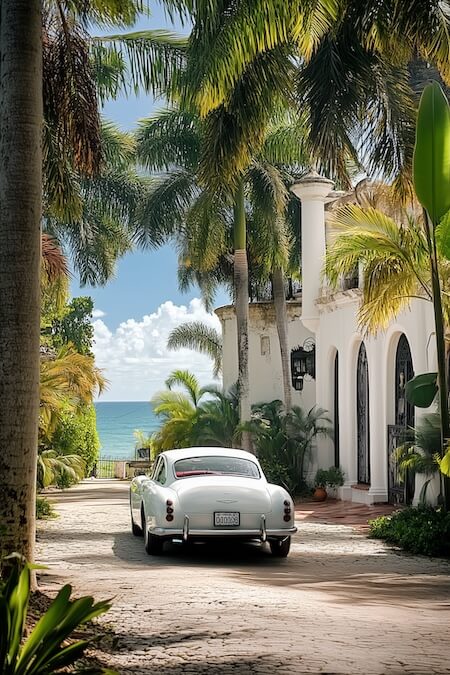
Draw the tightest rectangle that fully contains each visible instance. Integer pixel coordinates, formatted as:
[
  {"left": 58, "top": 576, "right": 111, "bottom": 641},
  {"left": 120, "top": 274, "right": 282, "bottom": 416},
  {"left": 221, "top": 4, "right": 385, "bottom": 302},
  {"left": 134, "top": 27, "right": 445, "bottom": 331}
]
[{"left": 37, "top": 480, "right": 450, "bottom": 674}]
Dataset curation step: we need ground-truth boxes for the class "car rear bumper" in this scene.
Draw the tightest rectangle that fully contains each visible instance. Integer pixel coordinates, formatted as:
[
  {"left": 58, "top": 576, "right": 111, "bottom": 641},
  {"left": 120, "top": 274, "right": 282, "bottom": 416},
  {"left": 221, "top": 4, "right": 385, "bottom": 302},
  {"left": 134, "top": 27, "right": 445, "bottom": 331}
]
[{"left": 150, "top": 515, "right": 297, "bottom": 542}]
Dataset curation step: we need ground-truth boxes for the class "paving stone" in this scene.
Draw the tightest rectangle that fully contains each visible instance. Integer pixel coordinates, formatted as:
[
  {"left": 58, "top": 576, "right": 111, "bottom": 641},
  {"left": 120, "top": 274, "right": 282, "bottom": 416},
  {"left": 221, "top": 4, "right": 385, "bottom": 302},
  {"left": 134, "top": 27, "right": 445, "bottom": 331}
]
[{"left": 37, "top": 480, "right": 450, "bottom": 674}]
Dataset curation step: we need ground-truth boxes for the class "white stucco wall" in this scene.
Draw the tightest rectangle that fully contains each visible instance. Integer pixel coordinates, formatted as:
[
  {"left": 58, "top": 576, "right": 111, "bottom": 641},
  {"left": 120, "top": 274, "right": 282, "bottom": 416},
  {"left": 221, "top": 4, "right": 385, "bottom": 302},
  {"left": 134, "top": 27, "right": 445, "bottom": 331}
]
[
  {"left": 316, "top": 290, "right": 438, "bottom": 504},
  {"left": 215, "top": 301, "right": 316, "bottom": 411}
]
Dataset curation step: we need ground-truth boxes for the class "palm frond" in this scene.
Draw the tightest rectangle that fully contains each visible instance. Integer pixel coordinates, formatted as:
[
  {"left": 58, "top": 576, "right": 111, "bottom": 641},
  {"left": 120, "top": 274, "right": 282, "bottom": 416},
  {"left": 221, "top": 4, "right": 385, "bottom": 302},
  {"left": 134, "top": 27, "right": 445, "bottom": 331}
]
[
  {"left": 165, "top": 369, "right": 202, "bottom": 406},
  {"left": 185, "top": 0, "right": 336, "bottom": 115},
  {"left": 326, "top": 204, "right": 432, "bottom": 333},
  {"left": 135, "top": 170, "right": 200, "bottom": 249},
  {"left": 91, "top": 29, "right": 187, "bottom": 98},
  {"left": 136, "top": 109, "right": 201, "bottom": 172},
  {"left": 167, "top": 321, "right": 223, "bottom": 377}
]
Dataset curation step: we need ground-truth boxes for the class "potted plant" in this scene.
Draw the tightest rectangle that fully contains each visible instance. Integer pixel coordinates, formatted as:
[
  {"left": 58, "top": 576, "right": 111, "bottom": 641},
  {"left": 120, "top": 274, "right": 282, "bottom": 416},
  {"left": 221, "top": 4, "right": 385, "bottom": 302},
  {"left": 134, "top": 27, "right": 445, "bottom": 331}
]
[{"left": 313, "top": 466, "right": 345, "bottom": 501}]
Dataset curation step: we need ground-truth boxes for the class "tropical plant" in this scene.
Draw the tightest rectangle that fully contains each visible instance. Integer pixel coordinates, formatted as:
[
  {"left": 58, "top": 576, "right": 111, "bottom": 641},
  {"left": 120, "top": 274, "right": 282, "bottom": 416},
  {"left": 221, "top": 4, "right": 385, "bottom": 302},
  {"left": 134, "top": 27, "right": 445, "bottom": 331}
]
[
  {"left": 151, "top": 370, "right": 207, "bottom": 452},
  {"left": 247, "top": 401, "right": 332, "bottom": 495},
  {"left": 167, "top": 321, "right": 223, "bottom": 378},
  {"left": 39, "top": 345, "right": 106, "bottom": 442},
  {"left": 195, "top": 386, "right": 240, "bottom": 448},
  {"left": 36, "top": 450, "right": 86, "bottom": 490},
  {"left": 393, "top": 413, "right": 443, "bottom": 503},
  {"left": 0, "top": 554, "right": 112, "bottom": 674},
  {"left": 314, "top": 466, "right": 344, "bottom": 489}
]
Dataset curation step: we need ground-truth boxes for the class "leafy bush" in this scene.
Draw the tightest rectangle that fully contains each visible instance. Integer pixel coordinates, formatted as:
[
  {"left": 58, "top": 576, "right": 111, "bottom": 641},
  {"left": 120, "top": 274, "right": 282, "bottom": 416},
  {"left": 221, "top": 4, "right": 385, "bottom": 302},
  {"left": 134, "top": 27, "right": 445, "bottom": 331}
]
[
  {"left": 36, "top": 497, "right": 57, "bottom": 520},
  {"left": 369, "top": 506, "right": 450, "bottom": 556},
  {"left": 51, "top": 403, "right": 100, "bottom": 476},
  {"left": 0, "top": 554, "right": 112, "bottom": 674},
  {"left": 315, "top": 466, "right": 345, "bottom": 488},
  {"left": 248, "top": 401, "right": 332, "bottom": 495}
]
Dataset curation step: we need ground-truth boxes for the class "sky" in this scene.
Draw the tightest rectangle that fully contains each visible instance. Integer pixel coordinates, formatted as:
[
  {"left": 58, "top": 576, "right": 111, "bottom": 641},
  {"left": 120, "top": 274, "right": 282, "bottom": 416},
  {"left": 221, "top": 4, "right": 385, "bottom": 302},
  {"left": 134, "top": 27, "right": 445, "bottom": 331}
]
[{"left": 70, "top": 5, "right": 228, "bottom": 401}]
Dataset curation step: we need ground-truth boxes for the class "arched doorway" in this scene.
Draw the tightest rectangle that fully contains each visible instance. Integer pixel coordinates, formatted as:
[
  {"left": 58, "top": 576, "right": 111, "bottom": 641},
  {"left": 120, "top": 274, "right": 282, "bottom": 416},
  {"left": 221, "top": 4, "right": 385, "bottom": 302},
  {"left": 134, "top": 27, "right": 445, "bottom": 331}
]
[
  {"left": 356, "top": 343, "right": 370, "bottom": 484},
  {"left": 388, "top": 334, "right": 415, "bottom": 504}
]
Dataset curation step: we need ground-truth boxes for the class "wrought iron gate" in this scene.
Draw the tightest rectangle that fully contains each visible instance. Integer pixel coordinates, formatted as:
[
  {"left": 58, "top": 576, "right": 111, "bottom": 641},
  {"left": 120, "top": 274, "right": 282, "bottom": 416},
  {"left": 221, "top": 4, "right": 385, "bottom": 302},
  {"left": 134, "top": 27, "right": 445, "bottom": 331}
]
[
  {"left": 388, "top": 335, "right": 415, "bottom": 504},
  {"left": 357, "top": 343, "right": 370, "bottom": 484}
]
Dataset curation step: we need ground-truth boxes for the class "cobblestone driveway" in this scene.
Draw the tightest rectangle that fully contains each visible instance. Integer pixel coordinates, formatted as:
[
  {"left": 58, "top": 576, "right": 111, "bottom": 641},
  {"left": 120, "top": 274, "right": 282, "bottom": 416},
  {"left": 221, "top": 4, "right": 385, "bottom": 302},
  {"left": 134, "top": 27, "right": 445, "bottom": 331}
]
[{"left": 37, "top": 480, "right": 450, "bottom": 674}]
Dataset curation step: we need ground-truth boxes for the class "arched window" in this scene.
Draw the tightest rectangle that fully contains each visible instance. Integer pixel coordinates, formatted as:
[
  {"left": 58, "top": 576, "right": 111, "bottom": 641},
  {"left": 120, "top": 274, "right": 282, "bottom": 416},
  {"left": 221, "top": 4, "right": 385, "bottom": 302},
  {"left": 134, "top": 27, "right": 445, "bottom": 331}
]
[
  {"left": 334, "top": 352, "right": 340, "bottom": 467},
  {"left": 395, "top": 334, "right": 414, "bottom": 428},
  {"left": 357, "top": 343, "right": 370, "bottom": 484}
]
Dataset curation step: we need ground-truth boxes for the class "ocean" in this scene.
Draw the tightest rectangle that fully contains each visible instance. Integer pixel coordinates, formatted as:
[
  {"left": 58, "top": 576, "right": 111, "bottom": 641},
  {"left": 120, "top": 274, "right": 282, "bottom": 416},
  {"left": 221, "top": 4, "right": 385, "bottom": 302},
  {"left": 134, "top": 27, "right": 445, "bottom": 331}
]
[{"left": 95, "top": 401, "right": 160, "bottom": 460}]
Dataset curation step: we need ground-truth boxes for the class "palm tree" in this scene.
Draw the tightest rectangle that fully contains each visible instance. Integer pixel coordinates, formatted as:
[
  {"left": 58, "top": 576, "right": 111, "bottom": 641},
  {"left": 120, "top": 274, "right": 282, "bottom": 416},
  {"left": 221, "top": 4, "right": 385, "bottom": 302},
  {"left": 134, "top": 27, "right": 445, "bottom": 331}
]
[
  {"left": 136, "top": 109, "right": 305, "bottom": 443},
  {"left": 0, "top": 0, "right": 43, "bottom": 564},
  {"left": 151, "top": 370, "right": 207, "bottom": 452},
  {"left": 1, "top": 0, "right": 180, "bottom": 560},
  {"left": 167, "top": 321, "right": 223, "bottom": 378}
]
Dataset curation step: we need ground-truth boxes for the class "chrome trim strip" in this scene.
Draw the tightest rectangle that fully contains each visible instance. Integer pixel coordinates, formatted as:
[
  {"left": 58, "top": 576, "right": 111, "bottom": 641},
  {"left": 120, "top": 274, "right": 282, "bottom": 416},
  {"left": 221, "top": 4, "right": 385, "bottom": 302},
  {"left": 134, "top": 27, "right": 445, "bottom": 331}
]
[
  {"left": 183, "top": 515, "right": 190, "bottom": 542},
  {"left": 149, "top": 526, "right": 297, "bottom": 537},
  {"left": 260, "top": 514, "right": 267, "bottom": 542}
]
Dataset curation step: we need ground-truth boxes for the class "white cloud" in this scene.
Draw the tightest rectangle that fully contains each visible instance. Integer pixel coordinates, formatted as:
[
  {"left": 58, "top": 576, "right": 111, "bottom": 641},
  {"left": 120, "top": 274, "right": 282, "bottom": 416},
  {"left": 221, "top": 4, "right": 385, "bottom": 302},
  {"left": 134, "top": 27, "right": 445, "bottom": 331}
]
[
  {"left": 93, "top": 298, "right": 222, "bottom": 401},
  {"left": 92, "top": 308, "right": 106, "bottom": 318}
]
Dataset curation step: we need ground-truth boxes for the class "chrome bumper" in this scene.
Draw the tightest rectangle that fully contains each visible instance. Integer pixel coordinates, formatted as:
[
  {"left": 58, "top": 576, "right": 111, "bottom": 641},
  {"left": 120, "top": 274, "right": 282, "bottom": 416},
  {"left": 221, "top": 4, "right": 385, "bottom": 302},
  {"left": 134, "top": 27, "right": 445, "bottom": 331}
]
[{"left": 150, "top": 514, "right": 297, "bottom": 541}]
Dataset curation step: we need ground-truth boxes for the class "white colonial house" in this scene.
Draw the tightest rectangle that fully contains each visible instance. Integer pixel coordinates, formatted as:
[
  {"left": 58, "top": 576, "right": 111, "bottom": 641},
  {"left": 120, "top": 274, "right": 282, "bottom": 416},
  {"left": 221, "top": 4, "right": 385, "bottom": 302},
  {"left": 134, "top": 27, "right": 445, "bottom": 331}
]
[{"left": 215, "top": 172, "right": 441, "bottom": 506}]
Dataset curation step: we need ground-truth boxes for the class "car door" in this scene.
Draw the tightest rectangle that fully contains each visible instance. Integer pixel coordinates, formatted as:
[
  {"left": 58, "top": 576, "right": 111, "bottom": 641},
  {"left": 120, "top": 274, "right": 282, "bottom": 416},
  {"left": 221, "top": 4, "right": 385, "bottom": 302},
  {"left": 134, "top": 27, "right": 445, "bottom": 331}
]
[{"left": 144, "top": 456, "right": 167, "bottom": 522}]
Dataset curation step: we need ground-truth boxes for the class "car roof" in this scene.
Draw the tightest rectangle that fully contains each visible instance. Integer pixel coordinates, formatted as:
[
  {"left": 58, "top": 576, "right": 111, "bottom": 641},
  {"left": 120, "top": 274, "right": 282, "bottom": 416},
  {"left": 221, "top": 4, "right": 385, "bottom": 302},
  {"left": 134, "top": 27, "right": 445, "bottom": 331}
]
[{"left": 160, "top": 447, "right": 260, "bottom": 463}]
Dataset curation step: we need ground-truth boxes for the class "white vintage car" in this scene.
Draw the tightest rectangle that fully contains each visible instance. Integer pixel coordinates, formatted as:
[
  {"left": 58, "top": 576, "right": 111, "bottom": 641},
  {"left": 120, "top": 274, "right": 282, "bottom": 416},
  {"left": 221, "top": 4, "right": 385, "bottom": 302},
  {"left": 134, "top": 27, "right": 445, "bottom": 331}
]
[{"left": 130, "top": 447, "right": 297, "bottom": 557}]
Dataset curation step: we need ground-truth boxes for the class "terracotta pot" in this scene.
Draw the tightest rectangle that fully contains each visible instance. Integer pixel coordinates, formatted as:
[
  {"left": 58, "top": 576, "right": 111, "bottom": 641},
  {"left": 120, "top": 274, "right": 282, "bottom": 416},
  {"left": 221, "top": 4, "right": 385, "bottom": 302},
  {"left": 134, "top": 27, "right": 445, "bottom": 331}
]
[{"left": 312, "top": 487, "right": 327, "bottom": 502}]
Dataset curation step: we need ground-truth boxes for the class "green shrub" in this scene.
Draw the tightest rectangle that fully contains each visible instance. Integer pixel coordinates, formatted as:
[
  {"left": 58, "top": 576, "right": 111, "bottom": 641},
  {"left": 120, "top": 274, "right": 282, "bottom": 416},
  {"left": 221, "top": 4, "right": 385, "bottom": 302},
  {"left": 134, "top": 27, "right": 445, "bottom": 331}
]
[
  {"left": 51, "top": 403, "right": 100, "bottom": 476},
  {"left": 36, "top": 497, "right": 57, "bottom": 520},
  {"left": 369, "top": 506, "right": 450, "bottom": 556},
  {"left": 314, "top": 466, "right": 345, "bottom": 488},
  {"left": 0, "top": 554, "right": 113, "bottom": 674}
]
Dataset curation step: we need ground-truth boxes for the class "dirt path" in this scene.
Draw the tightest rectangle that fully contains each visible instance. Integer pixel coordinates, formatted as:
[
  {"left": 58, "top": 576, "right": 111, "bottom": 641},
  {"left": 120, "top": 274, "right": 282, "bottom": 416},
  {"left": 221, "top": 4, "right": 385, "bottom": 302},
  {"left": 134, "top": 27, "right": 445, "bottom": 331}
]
[{"left": 37, "top": 480, "right": 450, "bottom": 674}]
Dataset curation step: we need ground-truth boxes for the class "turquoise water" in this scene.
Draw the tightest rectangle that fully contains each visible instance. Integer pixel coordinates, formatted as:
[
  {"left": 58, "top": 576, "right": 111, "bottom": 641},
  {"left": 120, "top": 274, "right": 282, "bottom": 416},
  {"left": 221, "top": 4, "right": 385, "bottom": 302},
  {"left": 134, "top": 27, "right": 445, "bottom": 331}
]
[{"left": 95, "top": 401, "right": 159, "bottom": 459}]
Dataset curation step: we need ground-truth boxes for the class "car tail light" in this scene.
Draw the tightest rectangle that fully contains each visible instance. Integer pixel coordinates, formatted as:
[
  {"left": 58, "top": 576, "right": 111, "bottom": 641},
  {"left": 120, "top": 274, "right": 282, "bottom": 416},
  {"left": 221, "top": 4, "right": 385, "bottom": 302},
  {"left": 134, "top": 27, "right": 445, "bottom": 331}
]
[
  {"left": 284, "top": 500, "right": 292, "bottom": 522},
  {"left": 166, "top": 500, "right": 174, "bottom": 521}
]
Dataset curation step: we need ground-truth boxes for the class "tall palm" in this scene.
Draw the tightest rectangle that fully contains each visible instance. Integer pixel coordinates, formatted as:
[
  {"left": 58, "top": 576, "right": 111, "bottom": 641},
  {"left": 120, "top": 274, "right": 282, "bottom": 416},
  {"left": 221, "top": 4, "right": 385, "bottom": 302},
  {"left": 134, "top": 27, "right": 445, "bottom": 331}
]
[
  {"left": 0, "top": 0, "right": 43, "bottom": 564},
  {"left": 0, "top": 0, "right": 172, "bottom": 562},
  {"left": 136, "top": 109, "right": 302, "bottom": 444}
]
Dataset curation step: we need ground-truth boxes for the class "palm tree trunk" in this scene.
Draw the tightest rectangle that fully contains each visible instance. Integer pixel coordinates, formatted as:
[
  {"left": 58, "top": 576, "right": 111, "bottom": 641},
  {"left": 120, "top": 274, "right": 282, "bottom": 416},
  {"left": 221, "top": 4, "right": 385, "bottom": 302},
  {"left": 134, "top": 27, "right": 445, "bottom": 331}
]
[
  {"left": 423, "top": 210, "right": 450, "bottom": 510},
  {"left": 233, "top": 180, "right": 252, "bottom": 452},
  {"left": 0, "top": 0, "right": 42, "bottom": 563},
  {"left": 272, "top": 267, "right": 292, "bottom": 411}
]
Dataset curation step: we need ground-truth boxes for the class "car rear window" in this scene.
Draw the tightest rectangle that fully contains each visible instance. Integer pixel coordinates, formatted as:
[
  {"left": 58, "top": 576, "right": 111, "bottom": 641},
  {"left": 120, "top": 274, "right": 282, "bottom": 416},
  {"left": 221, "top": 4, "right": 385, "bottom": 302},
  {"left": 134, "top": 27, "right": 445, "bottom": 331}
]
[{"left": 174, "top": 456, "right": 260, "bottom": 479}]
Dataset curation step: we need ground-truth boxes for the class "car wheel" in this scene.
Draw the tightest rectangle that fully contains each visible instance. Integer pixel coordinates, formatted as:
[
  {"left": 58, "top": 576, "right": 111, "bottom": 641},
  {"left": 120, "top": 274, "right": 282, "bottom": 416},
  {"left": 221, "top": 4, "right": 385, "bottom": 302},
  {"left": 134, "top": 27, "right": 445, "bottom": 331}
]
[
  {"left": 130, "top": 499, "right": 142, "bottom": 536},
  {"left": 131, "top": 517, "right": 142, "bottom": 537},
  {"left": 270, "top": 536, "right": 291, "bottom": 558},
  {"left": 145, "top": 530, "right": 164, "bottom": 555}
]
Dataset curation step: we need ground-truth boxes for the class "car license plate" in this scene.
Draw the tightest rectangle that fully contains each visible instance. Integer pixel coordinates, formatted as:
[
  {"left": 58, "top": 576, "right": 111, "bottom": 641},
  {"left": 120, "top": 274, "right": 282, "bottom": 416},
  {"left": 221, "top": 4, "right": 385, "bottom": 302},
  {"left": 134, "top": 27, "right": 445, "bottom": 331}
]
[{"left": 214, "top": 512, "right": 240, "bottom": 527}]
